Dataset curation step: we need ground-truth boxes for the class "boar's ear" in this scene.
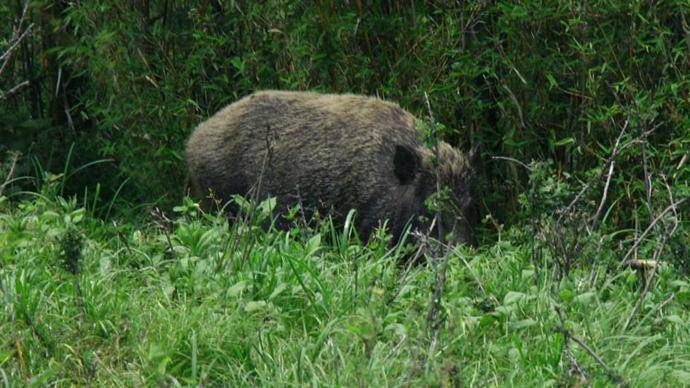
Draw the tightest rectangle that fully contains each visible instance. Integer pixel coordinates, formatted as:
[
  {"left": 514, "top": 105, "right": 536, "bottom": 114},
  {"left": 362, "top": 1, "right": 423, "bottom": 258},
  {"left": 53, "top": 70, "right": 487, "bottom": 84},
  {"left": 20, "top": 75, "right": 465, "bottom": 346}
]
[
  {"left": 468, "top": 143, "right": 481, "bottom": 166},
  {"left": 467, "top": 143, "right": 482, "bottom": 180},
  {"left": 394, "top": 145, "right": 420, "bottom": 185}
]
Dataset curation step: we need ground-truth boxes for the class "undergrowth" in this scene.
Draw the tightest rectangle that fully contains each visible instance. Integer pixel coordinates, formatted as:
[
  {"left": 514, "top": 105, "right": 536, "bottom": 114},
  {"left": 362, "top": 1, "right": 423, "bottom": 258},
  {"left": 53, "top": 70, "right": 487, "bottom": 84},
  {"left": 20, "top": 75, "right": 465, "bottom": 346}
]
[
  {"left": 1, "top": 178, "right": 688, "bottom": 386},
  {"left": 1, "top": 2, "right": 690, "bottom": 386}
]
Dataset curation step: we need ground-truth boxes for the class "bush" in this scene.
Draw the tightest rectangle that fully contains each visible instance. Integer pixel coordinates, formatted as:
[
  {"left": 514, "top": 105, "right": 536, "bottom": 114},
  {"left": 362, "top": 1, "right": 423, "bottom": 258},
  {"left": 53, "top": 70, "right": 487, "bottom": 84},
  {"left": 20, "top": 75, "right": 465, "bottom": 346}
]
[{"left": 1, "top": 1, "right": 687, "bottom": 229}]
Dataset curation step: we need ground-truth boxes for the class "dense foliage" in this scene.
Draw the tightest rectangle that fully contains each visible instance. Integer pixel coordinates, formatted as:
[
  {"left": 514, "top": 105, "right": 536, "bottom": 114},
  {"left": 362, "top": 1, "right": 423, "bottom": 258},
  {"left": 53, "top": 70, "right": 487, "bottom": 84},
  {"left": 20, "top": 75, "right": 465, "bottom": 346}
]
[
  {"left": 1, "top": 1, "right": 689, "bottom": 386},
  {"left": 2, "top": 1, "right": 688, "bottom": 225},
  {"left": 1, "top": 189, "right": 689, "bottom": 386}
]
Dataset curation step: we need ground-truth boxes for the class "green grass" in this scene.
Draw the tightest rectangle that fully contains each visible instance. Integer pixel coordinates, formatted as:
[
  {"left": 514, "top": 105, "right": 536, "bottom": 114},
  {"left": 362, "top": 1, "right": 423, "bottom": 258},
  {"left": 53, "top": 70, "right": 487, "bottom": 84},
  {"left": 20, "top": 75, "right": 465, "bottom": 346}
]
[
  {"left": 1, "top": 193, "right": 689, "bottom": 387},
  {"left": 3, "top": 1, "right": 689, "bottom": 385}
]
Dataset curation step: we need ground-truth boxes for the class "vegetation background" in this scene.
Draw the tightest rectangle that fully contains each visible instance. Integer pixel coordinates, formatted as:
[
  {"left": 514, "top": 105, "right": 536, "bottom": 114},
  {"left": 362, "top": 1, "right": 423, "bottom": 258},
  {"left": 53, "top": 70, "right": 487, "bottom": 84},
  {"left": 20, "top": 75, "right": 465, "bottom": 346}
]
[{"left": 1, "top": 0, "right": 688, "bottom": 386}]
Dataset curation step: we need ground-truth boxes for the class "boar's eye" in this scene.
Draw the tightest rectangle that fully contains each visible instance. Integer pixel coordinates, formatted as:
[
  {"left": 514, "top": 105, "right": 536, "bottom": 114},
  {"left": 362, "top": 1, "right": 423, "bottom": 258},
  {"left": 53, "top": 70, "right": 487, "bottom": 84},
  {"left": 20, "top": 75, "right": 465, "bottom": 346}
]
[{"left": 393, "top": 144, "right": 420, "bottom": 185}]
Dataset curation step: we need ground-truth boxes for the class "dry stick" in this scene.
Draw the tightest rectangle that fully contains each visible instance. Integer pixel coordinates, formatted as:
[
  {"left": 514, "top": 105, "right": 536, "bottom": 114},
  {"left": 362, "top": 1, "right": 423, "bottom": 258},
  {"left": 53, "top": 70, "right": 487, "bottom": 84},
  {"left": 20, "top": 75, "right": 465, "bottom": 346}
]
[
  {"left": 224, "top": 132, "right": 267, "bottom": 270},
  {"left": 558, "top": 120, "right": 657, "bottom": 227},
  {"left": 152, "top": 208, "right": 177, "bottom": 260},
  {"left": 590, "top": 147, "right": 619, "bottom": 230},
  {"left": 294, "top": 186, "right": 310, "bottom": 231},
  {"left": 424, "top": 92, "right": 443, "bottom": 242},
  {"left": 113, "top": 221, "right": 134, "bottom": 257},
  {"left": 633, "top": 213, "right": 639, "bottom": 262},
  {"left": 0, "top": 152, "right": 20, "bottom": 196},
  {"left": 422, "top": 92, "right": 453, "bottom": 363},
  {"left": 0, "top": 21, "right": 33, "bottom": 74},
  {"left": 0, "top": 212, "right": 24, "bottom": 383},
  {"left": 557, "top": 180, "right": 593, "bottom": 226},
  {"left": 386, "top": 233, "right": 429, "bottom": 305},
  {"left": 566, "top": 330, "right": 626, "bottom": 385},
  {"left": 590, "top": 158, "right": 615, "bottom": 231},
  {"left": 661, "top": 174, "right": 679, "bottom": 220},
  {"left": 623, "top": 268, "right": 659, "bottom": 333},
  {"left": 622, "top": 237, "right": 667, "bottom": 332},
  {"left": 491, "top": 155, "right": 532, "bottom": 171},
  {"left": 426, "top": 244, "right": 452, "bottom": 360},
  {"left": 553, "top": 306, "right": 589, "bottom": 385},
  {"left": 222, "top": 198, "right": 246, "bottom": 271},
  {"left": 618, "top": 197, "right": 688, "bottom": 267},
  {"left": 0, "top": 1, "right": 34, "bottom": 74},
  {"left": 435, "top": 239, "right": 499, "bottom": 305},
  {"left": 656, "top": 292, "right": 676, "bottom": 314},
  {"left": 641, "top": 142, "right": 654, "bottom": 224},
  {"left": 623, "top": 176, "right": 681, "bottom": 332},
  {"left": 1, "top": 80, "right": 29, "bottom": 100},
  {"left": 386, "top": 215, "right": 439, "bottom": 306},
  {"left": 590, "top": 117, "right": 627, "bottom": 230},
  {"left": 554, "top": 305, "right": 624, "bottom": 385},
  {"left": 242, "top": 126, "right": 274, "bottom": 262},
  {"left": 63, "top": 86, "right": 76, "bottom": 135}
]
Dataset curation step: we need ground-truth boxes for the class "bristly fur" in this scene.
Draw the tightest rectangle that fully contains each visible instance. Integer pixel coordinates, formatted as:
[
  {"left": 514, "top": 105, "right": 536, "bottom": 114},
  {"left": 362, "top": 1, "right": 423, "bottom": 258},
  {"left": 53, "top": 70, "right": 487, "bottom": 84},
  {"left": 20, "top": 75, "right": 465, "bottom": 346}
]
[{"left": 185, "top": 90, "right": 475, "bottom": 243}]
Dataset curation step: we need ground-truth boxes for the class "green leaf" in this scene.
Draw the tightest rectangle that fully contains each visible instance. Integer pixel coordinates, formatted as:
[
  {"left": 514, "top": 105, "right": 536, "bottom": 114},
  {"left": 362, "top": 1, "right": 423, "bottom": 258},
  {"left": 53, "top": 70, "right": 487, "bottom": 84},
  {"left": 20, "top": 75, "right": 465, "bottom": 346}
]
[
  {"left": 554, "top": 137, "right": 575, "bottom": 146},
  {"left": 384, "top": 323, "right": 407, "bottom": 337},
  {"left": 0, "top": 349, "right": 14, "bottom": 366},
  {"left": 546, "top": 73, "right": 558, "bottom": 89},
  {"left": 503, "top": 291, "right": 528, "bottom": 305},
  {"left": 521, "top": 269, "right": 535, "bottom": 280},
  {"left": 509, "top": 319, "right": 538, "bottom": 330},
  {"left": 305, "top": 234, "right": 321, "bottom": 256},
  {"left": 70, "top": 208, "right": 85, "bottom": 224},
  {"left": 669, "top": 280, "right": 689, "bottom": 289},
  {"left": 479, "top": 314, "right": 498, "bottom": 328},
  {"left": 574, "top": 292, "right": 596, "bottom": 305},
  {"left": 269, "top": 283, "right": 288, "bottom": 300},
  {"left": 227, "top": 280, "right": 247, "bottom": 298},
  {"left": 676, "top": 290, "right": 690, "bottom": 305},
  {"left": 559, "top": 289, "right": 575, "bottom": 302},
  {"left": 665, "top": 315, "right": 685, "bottom": 325},
  {"left": 672, "top": 370, "right": 690, "bottom": 383},
  {"left": 258, "top": 196, "right": 277, "bottom": 215},
  {"left": 230, "top": 56, "right": 245, "bottom": 73},
  {"left": 244, "top": 300, "right": 268, "bottom": 313}
]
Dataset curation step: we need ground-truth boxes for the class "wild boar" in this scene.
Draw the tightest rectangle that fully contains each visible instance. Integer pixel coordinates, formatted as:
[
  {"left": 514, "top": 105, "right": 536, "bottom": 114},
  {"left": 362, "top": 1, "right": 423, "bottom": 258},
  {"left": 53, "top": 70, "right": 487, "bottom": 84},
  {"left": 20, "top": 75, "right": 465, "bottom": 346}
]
[{"left": 185, "top": 90, "right": 476, "bottom": 244}]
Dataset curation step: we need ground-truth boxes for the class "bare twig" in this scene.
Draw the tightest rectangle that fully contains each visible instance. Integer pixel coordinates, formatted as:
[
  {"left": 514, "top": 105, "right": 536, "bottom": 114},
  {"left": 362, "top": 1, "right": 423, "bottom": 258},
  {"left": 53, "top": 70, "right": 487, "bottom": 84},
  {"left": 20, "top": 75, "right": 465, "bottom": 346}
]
[
  {"left": 554, "top": 304, "right": 625, "bottom": 385},
  {"left": 224, "top": 125, "right": 275, "bottom": 271},
  {"left": 239, "top": 125, "right": 275, "bottom": 265},
  {"left": 63, "top": 88, "right": 76, "bottom": 134},
  {"left": 491, "top": 155, "right": 532, "bottom": 171},
  {"left": 642, "top": 142, "right": 653, "bottom": 224},
  {"left": 386, "top": 233, "right": 429, "bottom": 305},
  {"left": 426, "top": 243, "right": 452, "bottom": 358},
  {"left": 621, "top": 259, "right": 659, "bottom": 271},
  {"left": 557, "top": 181, "right": 593, "bottom": 226},
  {"left": 113, "top": 221, "right": 134, "bottom": 257},
  {"left": 558, "top": 118, "right": 653, "bottom": 228},
  {"left": 590, "top": 159, "right": 615, "bottom": 230},
  {"left": 386, "top": 215, "right": 441, "bottom": 307},
  {"left": 622, "top": 266, "right": 658, "bottom": 333},
  {"left": 589, "top": 118, "right": 628, "bottom": 230},
  {"left": 151, "top": 207, "right": 177, "bottom": 260},
  {"left": 0, "top": 152, "right": 20, "bottom": 196},
  {"left": 624, "top": 240, "right": 674, "bottom": 334},
  {"left": 661, "top": 174, "right": 678, "bottom": 219},
  {"left": 424, "top": 92, "right": 443, "bottom": 241},
  {"left": 0, "top": 1, "right": 33, "bottom": 75},
  {"left": 422, "top": 92, "right": 453, "bottom": 366},
  {"left": 623, "top": 176, "right": 682, "bottom": 331},
  {"left": 0, "top": 23, "right": 33, "bottom": 74},
  {"left": 619, "top": 197, "right": 687, "bottom": 267},
  {"left": 566, "top": 330, "right": 626, "bottom": 385},
  {"left": 1, "top": 80, "right": 30, "bottom": 100},
  {"left": 657, "top": 292, "right": 676, "bottom": 312}
]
